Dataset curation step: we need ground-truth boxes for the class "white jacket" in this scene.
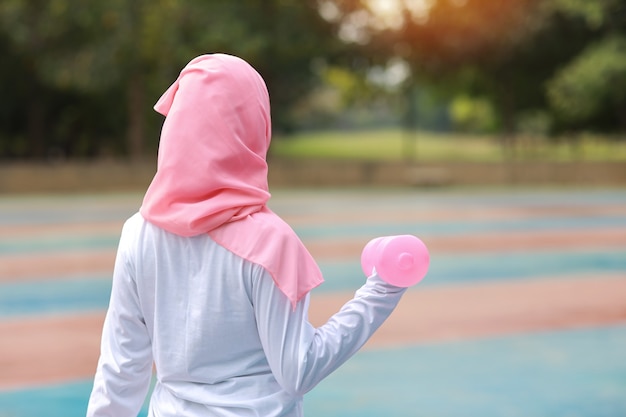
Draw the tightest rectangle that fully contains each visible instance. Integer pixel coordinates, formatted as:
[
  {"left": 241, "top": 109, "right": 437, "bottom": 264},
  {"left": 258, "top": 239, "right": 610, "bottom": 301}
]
[{"left": 87, "top": 213, "right": 405, "bottom": 417}]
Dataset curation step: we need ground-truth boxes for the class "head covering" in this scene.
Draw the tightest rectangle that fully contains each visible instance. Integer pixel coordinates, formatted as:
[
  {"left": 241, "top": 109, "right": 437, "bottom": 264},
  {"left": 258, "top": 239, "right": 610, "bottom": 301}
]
[{"left": 140, "top": 54, "right": 323, "bottom": 307}]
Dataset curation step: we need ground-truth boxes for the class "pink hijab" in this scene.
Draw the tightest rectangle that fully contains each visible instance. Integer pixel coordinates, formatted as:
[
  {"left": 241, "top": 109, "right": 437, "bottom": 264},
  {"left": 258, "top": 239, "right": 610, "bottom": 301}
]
[{"left": 140, "top": 54, "right": 323, "bottom": 307}]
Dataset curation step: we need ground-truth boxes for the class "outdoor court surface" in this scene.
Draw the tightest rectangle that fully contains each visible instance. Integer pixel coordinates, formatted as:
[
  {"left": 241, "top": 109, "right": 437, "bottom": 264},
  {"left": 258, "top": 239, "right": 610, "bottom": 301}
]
[{"left": 0, "top": 187, "right": 625, "bottom": 416}]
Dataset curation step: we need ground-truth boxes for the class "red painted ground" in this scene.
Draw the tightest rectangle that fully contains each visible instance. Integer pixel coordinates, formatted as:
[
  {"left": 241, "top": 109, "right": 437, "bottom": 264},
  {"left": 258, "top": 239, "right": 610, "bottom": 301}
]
[
  {"left": 1, "top": 192, "right": 624, "bottom": 391},
  {"left": 1, "top": 273, "right": 624, "bottom": 389},
  {"left": 2, "top": 228, "right": 624, "bottom": 282}
]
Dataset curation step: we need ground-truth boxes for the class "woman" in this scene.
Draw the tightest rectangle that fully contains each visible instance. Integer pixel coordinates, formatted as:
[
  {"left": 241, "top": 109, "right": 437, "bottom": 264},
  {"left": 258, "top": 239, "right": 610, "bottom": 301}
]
[{"left": 86, "top": 53, "right": 406, "bottom": 417}]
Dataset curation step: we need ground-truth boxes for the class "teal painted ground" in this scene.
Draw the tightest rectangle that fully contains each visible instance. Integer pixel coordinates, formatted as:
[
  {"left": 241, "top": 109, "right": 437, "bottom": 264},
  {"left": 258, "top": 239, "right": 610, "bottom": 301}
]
[
  {"left": 1, "top": 249, "right": 624, "bottom": 317},
  {"left": 306, "top": 324, "right": 626, "bottom": 417},
  {"left": 3, "top": 216, "right": 626, "bottom": 255},
  {"left": 1, "top": 188, "right": 625, "bottom": 416},
  {"left": 1, "top": 325, "right": 625, "bottom": 417}
]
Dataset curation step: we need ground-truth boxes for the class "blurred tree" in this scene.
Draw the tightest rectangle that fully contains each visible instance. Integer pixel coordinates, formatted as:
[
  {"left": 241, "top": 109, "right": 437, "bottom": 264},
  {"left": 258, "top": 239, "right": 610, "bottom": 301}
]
[
  {"left": 221, "top": 0, "right": 350, "bottom": 133},
  {"left": 324, "top": 0, "right": 552, "bottom": 154},
  {"left": 326, "top": 0, "right": 624, "bottom": 144},
  {"left": 4, "top": 0, "right": 621, "bottom": 160},
  {"left": 449, "top": 94, "right": 496, "bottom": 133},
  {"left": 0, "top": 0, "right": 164, "bottom": 158},
  {"left": 545, "top": 0, "right": 626, "bottom": 133},
  {"left": 0, "top": 0, "right": 344, "bottom": 159}
]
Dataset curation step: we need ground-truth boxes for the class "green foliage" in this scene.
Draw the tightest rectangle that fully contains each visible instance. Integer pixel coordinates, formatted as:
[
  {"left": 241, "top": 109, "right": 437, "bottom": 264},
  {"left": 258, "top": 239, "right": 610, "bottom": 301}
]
[
  {"left": 449, "top": 95, "right": 496, "bottom": 133},
  {"left": 543, "top": 0, "right": 626, "bottom": 131},
  {"left": 0, "top": 0, "right": 122, "bottom": 91},
  {"left": 1, "top": 0, "right": 625, "bottom": 159},
  {"left": 547, "top": 0, "right": 615, "bottom": 29},
  {"left": 324, "top": 66, "right": 367, "bottom": 106},
  {"left": 331, "top": 0, "right": 626, "bottom": 137},
  {"left": 0, "top": 0, "right": 343, "bottom": 158},
  {"left": 547, "top": 36, "right": 626, "bottom": 125}
]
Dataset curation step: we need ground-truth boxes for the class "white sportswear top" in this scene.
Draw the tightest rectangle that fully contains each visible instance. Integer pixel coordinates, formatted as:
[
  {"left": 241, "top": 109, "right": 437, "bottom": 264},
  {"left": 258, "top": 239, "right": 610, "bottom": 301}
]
[{"left": 87, "top": 213, "right": 406, "bottom": 417}]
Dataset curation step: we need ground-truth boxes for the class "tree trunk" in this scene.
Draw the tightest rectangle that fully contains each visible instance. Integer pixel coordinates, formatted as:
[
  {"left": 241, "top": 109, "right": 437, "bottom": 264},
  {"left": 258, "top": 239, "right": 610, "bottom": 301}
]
[
  {"left": 617, "top": 104, "right": 626, "bottom": 138},
  {"left": 126, "top": 0, "right": 145, "bottom": 162},
  {"left": 403, "top": 82, "right": 418, "bottom": 162},
  {"left": 27, "top": 95, "right": 46, "bottom": 159},
  {"left": 127, "top": 72, "right": 145, "bottom": 161},
  {"left": 497, "top": 83, "right": 517, "bottom": 160}
]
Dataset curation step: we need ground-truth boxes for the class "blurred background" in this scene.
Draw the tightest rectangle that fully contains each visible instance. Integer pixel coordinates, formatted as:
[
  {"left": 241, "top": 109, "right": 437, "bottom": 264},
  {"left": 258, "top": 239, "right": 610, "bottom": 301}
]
[
  {"left": 0, "top": 0, "right": 625, "bottom": 177},
  {"left": 0, "top": 1, "right": 625, "bottom": 417}
]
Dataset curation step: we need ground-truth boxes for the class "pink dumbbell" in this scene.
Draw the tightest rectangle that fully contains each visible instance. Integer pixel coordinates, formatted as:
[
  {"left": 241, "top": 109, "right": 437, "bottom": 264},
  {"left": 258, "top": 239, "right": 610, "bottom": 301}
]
[{"left": 360, "top": 235, "right": 430, "bottom": 287}]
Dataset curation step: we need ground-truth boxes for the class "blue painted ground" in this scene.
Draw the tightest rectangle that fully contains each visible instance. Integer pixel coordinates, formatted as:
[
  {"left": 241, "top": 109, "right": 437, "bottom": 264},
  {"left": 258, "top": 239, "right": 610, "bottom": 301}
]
[
  {"left": 305, "top": 324, "right": 626, "bottom": 417},
  {"left": 4, "top": 216, "right": 626, "bottom": 255},
  {"left": 1, "top": 325, "right": 624, "bottom": 417},
  {"left": 1, "top": 248, "right": 624, "bottom": 318},
  {"left": 1, "top": 188, "right": 625, "bottom": 416}
]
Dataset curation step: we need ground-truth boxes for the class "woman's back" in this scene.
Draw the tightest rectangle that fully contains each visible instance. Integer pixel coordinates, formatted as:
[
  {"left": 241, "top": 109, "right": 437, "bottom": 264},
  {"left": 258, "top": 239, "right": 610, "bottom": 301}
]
[{"left": 111, "top": 213, "right": 300, "bottom": 416}]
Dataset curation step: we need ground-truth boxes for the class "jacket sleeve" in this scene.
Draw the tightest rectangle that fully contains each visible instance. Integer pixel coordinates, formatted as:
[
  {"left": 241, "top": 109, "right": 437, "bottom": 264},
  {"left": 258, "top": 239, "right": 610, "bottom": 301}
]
[
  {"left": 252, "top": 269, "right": 406, "bottom": 396},
  {"left": 86, "top": 227, "right": 153, "bottom": 417}
]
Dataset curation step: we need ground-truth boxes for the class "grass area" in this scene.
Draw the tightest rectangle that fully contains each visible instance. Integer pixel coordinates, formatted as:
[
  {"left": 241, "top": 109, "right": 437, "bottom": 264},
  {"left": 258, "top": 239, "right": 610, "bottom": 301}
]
[{"left": 271, "top": 129, "right": 626, "bottom": 162}]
